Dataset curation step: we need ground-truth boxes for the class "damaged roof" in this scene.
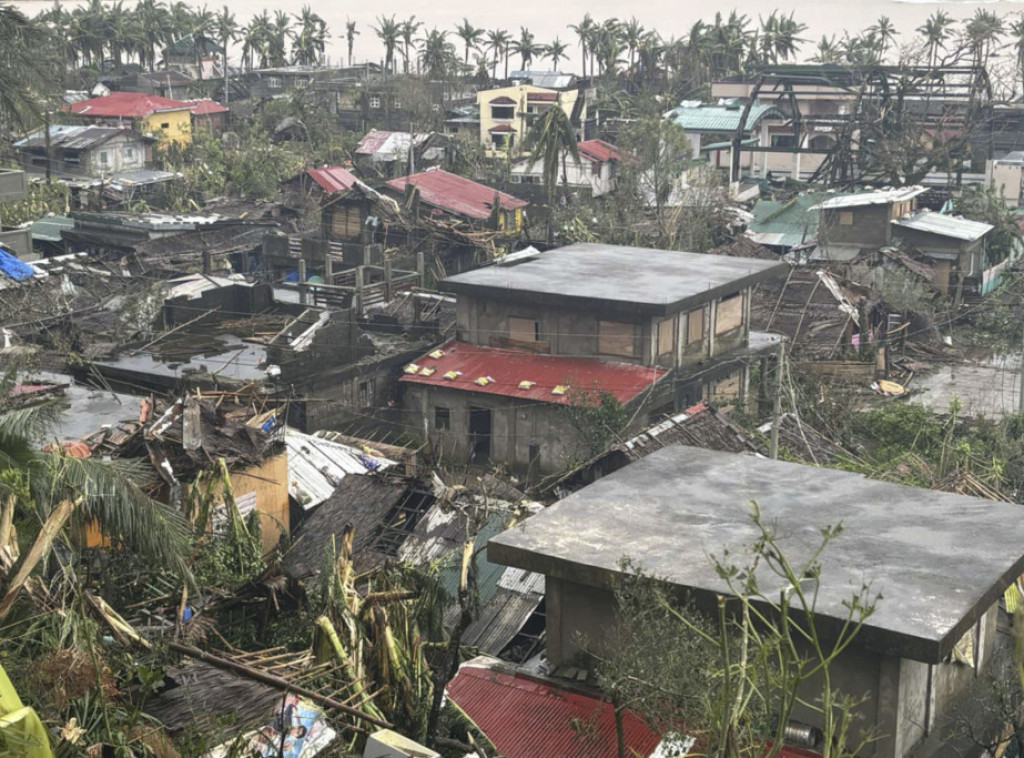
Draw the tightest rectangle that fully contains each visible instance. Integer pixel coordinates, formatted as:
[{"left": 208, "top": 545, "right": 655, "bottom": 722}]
[
  {"left": 665, "top": 100, "right": 785, "bottom": 132},
  {"left": 355, "top": 129, "right": 432, "bottom": 160},
  {"left": 384, "top": 168, "right": 527, "bottom": 220},
  {"left": 306, "top": 166, "right": 358, "bottom": 194},
  {"left": 13, "top": 124, "right": 144, "bottom": 151},
  {"left": 892, "top": 210, "right": 993, "bottom": 242},
  {"left": 400, "top": 340, "right": 668, "bottom": 405},
  {"left": 577, "top": 139, "right": 623, "bottom": 163},
  {"left": 810, "top": 186, "right": 927, "bottom": 210},
  {"left": 285, "top": 428, "right": 395, "bottom": 511},
  {"left": 748, "top": 192, "right": 826, "bottom": 248}
]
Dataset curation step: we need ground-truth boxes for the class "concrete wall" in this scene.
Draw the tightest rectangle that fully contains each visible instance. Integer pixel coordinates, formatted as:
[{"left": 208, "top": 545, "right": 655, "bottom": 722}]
[
  {"left": 455, "top": 289, "right": 750, "bottom": 369},
  {"left": 987, "top": 160, "right": 1024, "bottom": 208},
  {"left": 476, "top": 84, "right": 579, "bottom": 155},
  {"left": 84, "top": 133, "right": 148, "bottom": 175}
]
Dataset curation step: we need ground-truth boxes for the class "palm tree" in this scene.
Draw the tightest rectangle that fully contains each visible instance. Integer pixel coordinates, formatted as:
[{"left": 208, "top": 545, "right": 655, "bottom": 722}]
[
  {"left": 242, "top": 11, "right": 273, "bottom": 70},
  {"left": 621, "top": 16, "right": 644, "bottom": 71},
  {"left": 966, "top": 9, "right": 1003, "bottom": 69},
  {"left": 0, "top": 5, "right": 59, "bottom": 129},
  {"left": 511, "top": 26, "right": 541, "bottom": 70},
  {"left": 292, "top": 6, "right": 326, "bottom": 66},
  {"left": 345, "top": 19, "right": 358, "bottom": 66},
  {"left": 215, "top": 6, "right": 238, "bottom": 103},
  {"left": 1010, "top": 14, "right": 1024, "bottom": 96},
  {"left": 811, "top": 34, "right": 841, "bottom": 64},
  {"left": 419, "top": 27, "right": 455, "bottom": 80},
  {"left": 399, "top": 16, "right": 421, "bottom": 74},
  {"left": 268, "top": 10, "right": 290, "bottom": 66},
  {"left": 868, "top": 16, "right": 897, "bottom": 60},
  {"left": 917, "top": 11, "right": 952, "bottom": 67},
  {"left": 523, "top": 99, "right": 580, "bottom": 242},
  {"left": 545, "top": 38, "right": 568, "bottom": 71},
  {"left": 374, "top": 14, "right": 400, "bottom": 75},
  {"left": 485, "top": 29, "right": 510, "bottom": 79},
  {"left": 135, "top": 0, "right": 169, "bottom": 71},
  {"left": 454, "top": 17, "right": 482, "bottom": 66},
  {"left": 0, "top": 375, "right": 193, "bottom": 610},
  {"left": 568, "top": 14, "right": 595, "bottom": 78}
]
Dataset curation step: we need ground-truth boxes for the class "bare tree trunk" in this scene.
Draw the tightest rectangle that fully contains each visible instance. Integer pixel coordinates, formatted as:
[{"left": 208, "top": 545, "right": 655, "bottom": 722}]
[{"left": 427, "top": 540, "right": 474, "bottom": 744}]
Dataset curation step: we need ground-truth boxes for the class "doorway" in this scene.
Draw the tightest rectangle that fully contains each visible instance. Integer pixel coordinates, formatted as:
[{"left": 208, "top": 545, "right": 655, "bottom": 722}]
[{"left": 469, "top": 407, "right": 492, "bottom": 463}]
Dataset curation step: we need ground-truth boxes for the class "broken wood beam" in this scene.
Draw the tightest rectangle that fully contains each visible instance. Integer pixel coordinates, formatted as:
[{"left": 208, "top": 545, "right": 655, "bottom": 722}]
[{"left": 165, "top": 641, "right": 392, "bottom": 731}]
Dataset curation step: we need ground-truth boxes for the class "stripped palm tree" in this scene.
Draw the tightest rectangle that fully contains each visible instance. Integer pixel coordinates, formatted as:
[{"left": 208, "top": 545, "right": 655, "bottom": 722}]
[
  {"left": 345, "top": 19, "right": 358, "bottom": 67},
  {"left": 568, "top": 14, "right": 595, "bottom": 78},
  {"left": 544, "top": 37, "right": 568, "bottom": 71},
  {"left": 0, "top": 5, "right": 59, "bottom": 130},
  {"left": 524, "top": 99, "right": 580, "bottom": 243},
  {"left": 917, "top": 11, "right": 952, "bottom": 68},
  {"left": 485, "top": 28, "right": 510, "bottom": 80},
  {"left": 454, "top": 17, "right": 482, "bottom": 66},
  {"left": 374, "top": 14, "right": 400, "bottom": 76}
]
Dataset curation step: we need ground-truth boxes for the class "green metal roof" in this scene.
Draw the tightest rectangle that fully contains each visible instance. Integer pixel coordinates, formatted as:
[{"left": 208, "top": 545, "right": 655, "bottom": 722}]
[
  {"left": 748, "top": 192, "right": 826, "bottom": 248},
  {"left": 30, "top": 215, "right": 74, "bottom": 243},
  {"left": 438, "top": 513, "right": 512, "bottom": 607},
  {"left": 665, "top": 101, "right": 785, "bottom": 133}
]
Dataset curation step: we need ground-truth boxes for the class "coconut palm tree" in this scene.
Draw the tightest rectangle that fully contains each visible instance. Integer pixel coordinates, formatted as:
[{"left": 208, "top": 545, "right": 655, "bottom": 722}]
[
  {"left": 135, "top": 0, "right": 169, "bottom": 71},
  {"left": 917, "top": 11, "right": 952, "bottom": 67},
  {"left": 419, "top": 27, "right": 455, "bottom": 80},
  {"left": 523, "top": 99, "right": 579, "bottom": 242},
  {"left": 621, "top": 16, "right": 644, "bottom": 71},
  {"left": 568, "top": 14, "right": 595, "bottom": 78},
  {"left": 868, "top": 16, "right": 897, "bottom": 60},
  {"left": 1010, "top": 14, "right": 1024, "bottom": 96},
  {"left": 292, "top": 6, "right": 326, "bottom": 66},
  {"left": 0, "top": 5, "right": 59, "bottom": 129},
  {"left": 511, "top": 26, "right": 541, "bottom": 70},
  {"left": 242, "top": 11, "right": 273, "bottom": 70},
  {"left": 374, "top": 14, "right": 400, "bottom": 75},
  {"left": 0, "top": 374, "right": 193, "bottom": 609},
  {"left": 545, "top": 38, "right": 568, "bottom": 71},
  {"left": 399, "top": 16, "right": 421, "bottom": 74},
  {"left": 345, "top": 19, "right": 358, "bottom": 66},
  {"left": 966, "top": 9, "right": 1003, "bottom": 69},
  {"left": 485, "top": 29, "right": 510, "bottom": 79},
  {"left": 811, "top": 34, "right": 841, "bottom": 64},
  {"left": 454, "top": 17, "right": 482, "bottom": 66},
  {"left": 214, "top": 6, "right": 238, "bottom": 103}
]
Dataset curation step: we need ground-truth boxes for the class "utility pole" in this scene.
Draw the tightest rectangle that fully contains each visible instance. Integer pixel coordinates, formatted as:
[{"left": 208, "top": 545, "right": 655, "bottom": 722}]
[
  {"left": 770, "top": 338, "right": 785, "bottom": 459},
  {"left": 1018, "top": 316, "right": 1024, "bottom": 415}
]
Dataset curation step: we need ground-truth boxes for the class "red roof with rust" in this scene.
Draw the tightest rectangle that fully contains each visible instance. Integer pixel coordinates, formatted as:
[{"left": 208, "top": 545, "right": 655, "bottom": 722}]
[
  {"left": 527, "top": 91, "right": 558, "bottom": 102},
  {"left": 70, "top": 91, "right": 225, "bottom": 118},
  {"left": 399, "top": 340, "right": 666, "bottom": 405},
  {"left": 306, "top": 166, "right": 358, "bottom": 194},
  {"left": 447, "top": 664, "right": 661, "bottom": 758},
  {"left": 385, "top": 169, "right": 527, "bottom": 220},
  {"left": 578, "top": 139, "right": 623, "bottom": 163}
]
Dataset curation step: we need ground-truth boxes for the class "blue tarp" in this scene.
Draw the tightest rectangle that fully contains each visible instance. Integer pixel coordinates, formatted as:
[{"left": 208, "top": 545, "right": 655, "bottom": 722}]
[{"left": 0, "top": 245, "right": 34, "bottom": 281}]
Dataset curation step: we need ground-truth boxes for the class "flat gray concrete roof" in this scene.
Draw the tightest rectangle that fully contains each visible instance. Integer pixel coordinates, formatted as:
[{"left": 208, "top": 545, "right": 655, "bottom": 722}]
[
  {"left": 489, "top": 446, "right": 1024, "bottom": 663},
  {"left": 440, "top": 243, "right": 787, "bottom": 317}
]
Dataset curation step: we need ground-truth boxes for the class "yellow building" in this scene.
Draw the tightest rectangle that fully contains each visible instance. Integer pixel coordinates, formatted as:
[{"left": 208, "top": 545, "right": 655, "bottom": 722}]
[
  {"left": 476, "top": 83, "right": 579, "bottom": 156},
  {"left": 70, "top": 91, "right": 198, "bottom": 147}
]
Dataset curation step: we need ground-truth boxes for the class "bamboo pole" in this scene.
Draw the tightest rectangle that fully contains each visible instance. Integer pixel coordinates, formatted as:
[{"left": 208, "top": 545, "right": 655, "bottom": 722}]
[
  {"left": 0, "top": 498, "right": 76, "bottom": 619},
  {"left": 166, "top": 641, "right": 391, "bottom": 731}
]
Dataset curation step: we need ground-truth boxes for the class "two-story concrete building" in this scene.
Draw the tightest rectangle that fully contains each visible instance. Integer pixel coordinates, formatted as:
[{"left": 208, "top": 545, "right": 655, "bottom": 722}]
[
  {"left": 488, "top": 445, "right": 1024, "bottom": 758},
  {"left": 400, "top": 243, "right": 785, "bottom": 475}
]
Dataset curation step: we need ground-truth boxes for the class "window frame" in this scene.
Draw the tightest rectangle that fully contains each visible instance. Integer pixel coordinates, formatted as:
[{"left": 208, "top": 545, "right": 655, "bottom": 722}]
[
  {"left": 434, "top": 406, "right": 451, "bottom": 430},
  {"left": 598, "top": 320, "right": 638, "bottom": 358}
]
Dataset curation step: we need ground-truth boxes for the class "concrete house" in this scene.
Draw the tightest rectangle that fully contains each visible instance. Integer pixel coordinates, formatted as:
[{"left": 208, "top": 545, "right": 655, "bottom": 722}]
[
  {"left": 13, "top": 125, "right": 154, "bottom": 178},
  {"left": 400, "top": 244, "right": 785, "bottom": 475},
  {"left": 68, "top": 91, "right": 228, "bottom": 147},
  {"left": 489, "top": 445, "right": 1024, "bottom": 758},
  {"left": 476, "top": 72, "right": 589, "bottom": 156},
  {"left": 509, "top": 139, "right": 625, "bottom": 198}
]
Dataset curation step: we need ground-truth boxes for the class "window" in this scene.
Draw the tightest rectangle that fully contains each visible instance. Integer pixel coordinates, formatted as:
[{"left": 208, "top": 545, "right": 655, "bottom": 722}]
[
  {"left": 508, "top": 317, "right": 540, "bottom": 343},
  {"left": 598, "top": 320, "right": 638, "bottom": 357},
  {"left": 770, "top": 134, "right": 797, "bottom": 148},
  {"left": 434, "top": 406, "right": 451, "bottom": 430},
  {"left": 98, "top": 151, "right": 109, "bottom": 165},
  {"left": 715, "top": 293, "right": 743, "bottom": 335},
  {"left": 491, "top": 105, "right": 514, "bottom": 120},
  {"left": 392, "top": 98, "right": 401, "bottom": 109},
  {"left": 839, "top": 210, "right": 854, "bottom": 226},
  {"left": 528, "top": 444, "right": 541, "bottom": 466},
  {"left": 369, "top": 95, "right": 381, "bottom": 109},
  {"left": 160, "top": 122, "right": 170, "bottom": 129},
  {"left": 268, "top": 76, "right": 282, "bottom": 89},
  {"left": 510, "top": 175, "right": 522, "bottom": 183},
  {"left": 358, "top": 380, "right": 373, "bottom": 406},
  {"left": 123, "top": 147, "right": 134, "bottom": 160},
  {"left": 685, "top": 308, "right": 704, "bottom": 345},
  {"left": 657, "top": 317, "right": 674, "bottom": 357}
]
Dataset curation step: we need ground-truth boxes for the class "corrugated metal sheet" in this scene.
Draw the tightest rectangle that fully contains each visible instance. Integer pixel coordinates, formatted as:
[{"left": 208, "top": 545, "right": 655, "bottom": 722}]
[
  {"left": 509, "top": 71, "right": 575, "bottom": 88},
  {"left": 810, "top": 186, "right": 927, "bottom": 210},
  {"left": 399, "top": 340, "right": 668, "bottom": 405},
  {"left": 182, "top": 98, "right": 228, "bottom": 115},
  {"left": 355, "top": 129, "right": 429, "bottom": 159},
  {"left": 70, "top": 91, "right": 192, "bottom": 118},
  {"left": 892, "top": 210, "right": 993, "bottom": 241},
  {"left": 285, "top": 428, "right": 395, "bottom": 510},
  {"left": 458, "top": 589, "right": 544, "bottom": 653},
  {"left": 748, "top": 193, "right": 825, "bottom": 249},
  {"left": 577, "top": 139, "right": 622, "bottom": 163},
  {"left": 306, "top": 166, "right": 357, "bottom": 194},
  {"left": 447, "top": 664, "right": 662, "bottom": 758},
  {"left": 497, "top": 566, "right": 545, "bottom": 594},
  {"left": 163, "top": 274, "right": 251, "bottom": 300},
  {"left": 384, "top": 169, "right": 527, "bottom": 220},
  {"left": 13, "top": 124, "right": 129, "bottom": 151},
  {"left": 665, "top": 101, "right": 784, "bottom": 132}
]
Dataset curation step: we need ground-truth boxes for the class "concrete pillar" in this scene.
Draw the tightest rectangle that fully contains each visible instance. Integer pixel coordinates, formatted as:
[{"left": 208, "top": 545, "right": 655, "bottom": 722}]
[
  {"left": 384, "top": 258, "right": 393, "bottom": 302},
  {"left": 298, "top": 259, "right": 307, "bottom": 306},
  {"left": 201, "top": 249, "right": 212, "bottom": 274},
  {"left": 354, "top": 266, "right": 364, "bottom": 315},
  {"left": 416, "top": 251, "right": 425, "bottom": 287}
]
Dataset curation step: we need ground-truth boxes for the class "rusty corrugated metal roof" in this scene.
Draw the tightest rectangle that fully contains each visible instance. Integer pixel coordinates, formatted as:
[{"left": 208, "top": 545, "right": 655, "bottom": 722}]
[
  {"left": 384, "top": 168, "right": 527, "bottom": 220},
  {"left": 306, "top": 166, "right": 357, "bottom": 194},
  {"left": 399, "top": 340, "right": 667, "bottom": 405},
  {"left": 447, "top": 663, "right": 662, "bottom": 758},
  {"left": 577, "top": 139, "right": 622, "bottom": 163}
]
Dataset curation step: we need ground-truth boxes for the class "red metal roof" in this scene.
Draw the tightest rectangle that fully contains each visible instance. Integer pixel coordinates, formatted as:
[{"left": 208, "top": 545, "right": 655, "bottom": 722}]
[
  {"left": 399, "top": 340, "right": 666, "bottom": 405},
  {"left": 384, "top": 169, "right": 527, "bottom": 220},
  {"left": 182, "top": 98, "right": 228, "bottom": 115},
  {"left": 488, "top": 124, "right": 516, "bottom": 133},
  {"left": 578, "top": 139, "right": 623, "bottom": 163},
  {"left": 447, "top": 664, "right": 661, "bottom": 758},
  {"left": 527, "top": 91, "right": 558, "bottom": 102},
  {"left": 489, "top": 96, "right": 517, "bottom": 105},
  {"left": 307, "top": 166, "right": 358, "bottom": 194},
  {"left": 69, "top": 91, "right": 225, "bottom": 118}
]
